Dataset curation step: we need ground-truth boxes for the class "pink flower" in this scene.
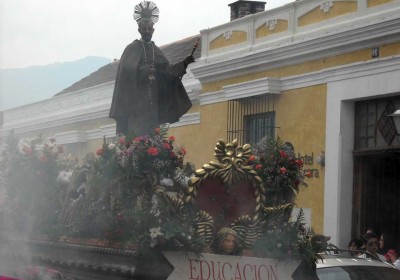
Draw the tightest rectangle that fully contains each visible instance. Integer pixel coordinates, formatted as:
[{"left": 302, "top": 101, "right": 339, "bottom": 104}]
[
  {"left": 248, "top": 155, "right": 256, "bottom": 162},
  {"left": 280, "top": 167, "right": 287, "bottom": 174},
  {"left": 180, "top": 147, "right": 186, "bottom": 155},
  {"left": 39, "top": 154, "right": 48, "bottom": 163},
  {"left": 163, "top": 143, "right": 171, "bottom": 150},
  {"left": 255, "top": 164, "right": 263, "bottom": 170},
  {"left": 96, "top": 148, "right": 104, "bottom": 156},
  {"left": 22, "top": 146, "right": 33, "bottom": 155},
  {"left": 118, "top": 137, "right": 127, "bottom": 145},
  {"left": 170, "top": 152, "right": 176, "bottom": 158},
  {"left": 147, "top": 147, "right": 158, "bottom": 156},
  {"left": 168, "top": 136, "right": 175, "bottom": 141},
  {"left": 305, "top": 171, "right": 312, "bottom": 178}
]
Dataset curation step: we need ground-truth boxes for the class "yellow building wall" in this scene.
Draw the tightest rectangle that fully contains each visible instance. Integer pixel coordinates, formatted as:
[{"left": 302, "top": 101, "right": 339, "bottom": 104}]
[
  {"left": 256, "top": 20, "right": 289, "bottom": 39},
  {"left": 209, "top": 31, "right": 247, "bottom": 50},
  {"left": 298, "top": 1, "right": 357, "bottom": 27},
  {"left": 367, "top": 0, "right": 393, "bottom": 8},
  {"left": 169, "top": 102, "right": 228, "bottom": 169},
  {"left": 202, "top": 41, "right": 400, "bottom": 92},
  {"left": 275, "top": 85, "right": 327, "bottom": 234}
]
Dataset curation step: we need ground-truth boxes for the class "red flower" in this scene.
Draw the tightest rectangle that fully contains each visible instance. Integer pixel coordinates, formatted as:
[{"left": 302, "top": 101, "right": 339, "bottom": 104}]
[
  {"left": 255, "top": 164, "right": 263, "bottom": 170},
  {"left": 147, "top": 147, "right": 158, "bottom": 156},
  {"left": 154, "top": 127, "right": 161, "bottom": 134},
  {"left": 305, "top": 170, "right": 312, "bottom": 178},
  {"left": 118, "top": 137, "right": 127, "bottom": 145},
  {"left": 96, "top": 147, "right": 104, "bottom": 156},
  {"left": 168, "top": 135, "right": 175, "bottom": 141},
  {"left": 163, "top": 143, "right": 171, "bottom": 150},
  {"left": 279, "top": 167, "right": 287, "bottom": 174},
  {"left": 57, "top": 145, "right": 64, "bottom": 153},
  {"left": 180, "top": 147, "right": 186, "bottom": 155},
  {"left": 295, "top": 159, "right": 303, "bottom": 167},
  {"left": 279, "top": 150, "right": 288, "bottom": 158},
  {"left": 248, "top": 155, "right": 256, "bottom": 162},
  {"left": 39, "top": 154, "right": 48, "bottom": 163}
]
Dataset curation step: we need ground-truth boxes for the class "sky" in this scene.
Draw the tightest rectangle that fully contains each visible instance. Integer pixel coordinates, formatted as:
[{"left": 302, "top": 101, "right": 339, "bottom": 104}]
[{"left": 0, "top": 0, "right": 294, "bottom": 69}]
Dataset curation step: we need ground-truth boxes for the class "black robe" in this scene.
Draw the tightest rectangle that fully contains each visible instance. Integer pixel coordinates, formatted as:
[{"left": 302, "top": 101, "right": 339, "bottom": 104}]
[{"left": 109, "top": 40, "right": 192, "bottom": 132}]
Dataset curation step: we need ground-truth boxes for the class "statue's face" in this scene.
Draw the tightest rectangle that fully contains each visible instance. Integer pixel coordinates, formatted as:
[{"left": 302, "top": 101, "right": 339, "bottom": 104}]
[
  {"left": 138, "top": 22, "right": 154, "bottom": 42},
  {"left": 221, "top": 234, "right": 236, "bottom": 254}
]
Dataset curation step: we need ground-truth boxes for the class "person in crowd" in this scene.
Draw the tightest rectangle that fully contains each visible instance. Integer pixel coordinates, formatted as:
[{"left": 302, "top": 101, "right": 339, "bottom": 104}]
[
  {"left": 379, "top": 232, "right": 396, "bottom": 258},
  {"left": 358, "top": 232, "right": 386, "bottom": 261},
  {"left": 385, "top": 249, "right": 400, "bottom": 270},
  {"left": 348, "top": 238, "right": 363, "bottom": 256},
  {"left": 360, "top": 227, "right": 377, "bottom": 251}
]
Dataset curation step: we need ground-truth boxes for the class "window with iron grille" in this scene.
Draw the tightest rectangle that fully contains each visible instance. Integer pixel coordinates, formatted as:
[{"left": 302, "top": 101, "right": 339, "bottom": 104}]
[
  {"left": 227, "top": 94, "right": 276, "bottom": 145},
  {"left": 355, "top": 97, "right": 400, "bottom": 150}
]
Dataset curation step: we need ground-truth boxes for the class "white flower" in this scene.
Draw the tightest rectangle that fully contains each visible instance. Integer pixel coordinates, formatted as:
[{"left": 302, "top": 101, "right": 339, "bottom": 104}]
[
  {"left": 17, "top": 139, "right": 32, "bottom": 154},
  {"left": 34, "top": 144, "right": 45, "bottom": 151},
  {"left": 57, "top": 170, "right": 73, "bottom": 185},
  {"left": 149, "top": 227, "right": 163, "bottom": 239},
  {"left": 160, "top": 178, "right": 174, "bottom": 187},
  {"left": 108, "top": 143, "right": 116, "bottom": 149}
]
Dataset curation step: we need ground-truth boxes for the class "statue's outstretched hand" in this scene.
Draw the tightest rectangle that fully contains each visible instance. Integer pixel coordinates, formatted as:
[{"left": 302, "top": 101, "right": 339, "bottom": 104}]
[{"left": 183, "top": 55, "right": 195, "bottom": 67}]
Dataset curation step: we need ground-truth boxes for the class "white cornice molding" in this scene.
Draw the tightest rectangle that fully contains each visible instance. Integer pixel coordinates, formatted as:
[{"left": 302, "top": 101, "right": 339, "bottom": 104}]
[
  {"left": 200, "top": 91, "right": 226, "bottom": 105},
  {"left": 224, "top": 78, "right": 281, "bottom": 100},
  {"left": 53, "top": 113, "right": 200, "bottom": 145},
  {"left": 169, "top": 112, "right": 200, "bottom": 128},
  {"left": 54, "top": 131, "right": 88, "bottom": 144},
  {"left": 192, "top": 10, "right": 400, "bottom": 84},
  {"left": 281, "top": 55, "right": 400, "bottom": 91}
]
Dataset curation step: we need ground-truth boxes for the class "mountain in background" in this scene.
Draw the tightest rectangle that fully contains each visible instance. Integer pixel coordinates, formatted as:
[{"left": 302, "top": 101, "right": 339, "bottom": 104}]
[{"left": 0, "top": 56, "right": 112, "bottom": 111}]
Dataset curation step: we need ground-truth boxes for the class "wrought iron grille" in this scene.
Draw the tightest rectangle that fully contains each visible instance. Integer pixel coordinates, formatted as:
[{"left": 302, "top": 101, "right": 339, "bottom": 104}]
[
  {"left": 227, "top": 94, "right": 277, "bottom": 145},
  {"left": 355, "top": 97, "right": 400, "bottom": 150}
]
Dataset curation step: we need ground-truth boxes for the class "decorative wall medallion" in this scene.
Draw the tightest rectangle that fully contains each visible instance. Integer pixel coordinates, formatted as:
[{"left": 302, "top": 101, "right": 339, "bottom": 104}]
[
  {"left": 320, "top": 0, "right": 333, "bottom": 13},
  {"left": 223, "top": 30, "right": 233, "bottom": 40},
  {"left": 268, "top": 19, "right": 278, "bottom": 31}
]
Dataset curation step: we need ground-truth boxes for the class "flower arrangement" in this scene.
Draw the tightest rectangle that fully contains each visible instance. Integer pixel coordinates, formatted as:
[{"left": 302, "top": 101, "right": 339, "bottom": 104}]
[
  {"left": 73, "top": 125, "right": 195, "bottom": 247},
  {"left": 0, "top": 133, "right": 68, "bottom": 234},
  {"left": 249, "top": 137, "right": 308, "bottom": 206},
  {"left": 95, "top": 126, "right": 186, "bottom": 179}
]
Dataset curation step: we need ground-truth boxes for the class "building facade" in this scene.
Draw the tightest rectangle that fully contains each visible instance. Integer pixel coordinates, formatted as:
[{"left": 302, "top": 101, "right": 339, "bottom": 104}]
[{"left": 1, "top": 0, "right": 400, "bottom": 248}]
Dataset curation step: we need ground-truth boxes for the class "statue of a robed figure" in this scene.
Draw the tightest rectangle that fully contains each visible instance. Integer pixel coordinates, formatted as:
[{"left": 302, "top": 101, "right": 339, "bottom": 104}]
[{"left": 109, "top": 1, "right": 196, "bottom": 136}]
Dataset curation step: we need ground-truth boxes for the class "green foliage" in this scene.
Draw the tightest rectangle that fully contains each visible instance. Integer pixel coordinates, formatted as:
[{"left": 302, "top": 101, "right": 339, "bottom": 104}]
[{"left": 252, "top": 209, "right": 317, "bottom": 268}]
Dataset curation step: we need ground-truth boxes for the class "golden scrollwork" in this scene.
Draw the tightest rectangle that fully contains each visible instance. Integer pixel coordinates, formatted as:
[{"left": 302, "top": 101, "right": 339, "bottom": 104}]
[{"left": 182, "top": 139, "right": 268, "bottom": 248}]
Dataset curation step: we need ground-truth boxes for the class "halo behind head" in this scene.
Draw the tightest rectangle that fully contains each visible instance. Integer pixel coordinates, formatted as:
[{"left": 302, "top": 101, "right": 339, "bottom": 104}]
[{"left": 133, "top": 1, "right": 159, "bottom": 24}]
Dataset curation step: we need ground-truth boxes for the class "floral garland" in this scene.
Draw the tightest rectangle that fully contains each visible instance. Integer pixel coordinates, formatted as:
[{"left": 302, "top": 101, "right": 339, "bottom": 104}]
[{"left": 1, "top": 131, "right": 321, "bottom": 268}]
